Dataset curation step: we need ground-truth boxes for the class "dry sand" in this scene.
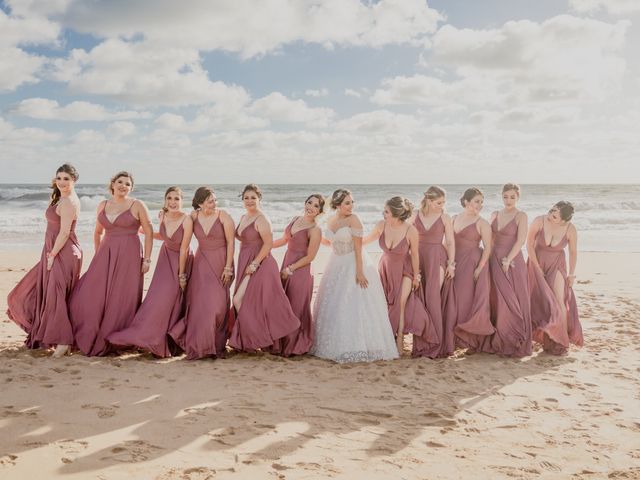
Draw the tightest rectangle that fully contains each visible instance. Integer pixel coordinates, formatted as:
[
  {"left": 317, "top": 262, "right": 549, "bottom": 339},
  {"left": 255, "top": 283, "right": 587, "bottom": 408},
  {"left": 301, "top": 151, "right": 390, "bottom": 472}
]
[{"left": 1, "top": 249, "right": 639, "bottom": 479}]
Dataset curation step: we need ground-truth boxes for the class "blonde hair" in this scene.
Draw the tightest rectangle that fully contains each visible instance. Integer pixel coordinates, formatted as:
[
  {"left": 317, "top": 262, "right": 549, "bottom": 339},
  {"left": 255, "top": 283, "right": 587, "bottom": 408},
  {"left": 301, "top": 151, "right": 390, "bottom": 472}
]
[
  {"left": 386, "top": 196, "right": 414, "bottom": 221},
  {"left": 502, "top": 183, "right": 521, "bottom": 196},
  {"left": 420, "top": 185, "right": 446, "bottom": 213}
]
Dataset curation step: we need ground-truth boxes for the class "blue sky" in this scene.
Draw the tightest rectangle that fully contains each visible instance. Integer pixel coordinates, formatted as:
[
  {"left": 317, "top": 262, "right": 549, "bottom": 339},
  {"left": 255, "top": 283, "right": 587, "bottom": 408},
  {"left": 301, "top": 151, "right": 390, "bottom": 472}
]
[{"left": 1, "top": 0, "right": 639, "bottom": 183}]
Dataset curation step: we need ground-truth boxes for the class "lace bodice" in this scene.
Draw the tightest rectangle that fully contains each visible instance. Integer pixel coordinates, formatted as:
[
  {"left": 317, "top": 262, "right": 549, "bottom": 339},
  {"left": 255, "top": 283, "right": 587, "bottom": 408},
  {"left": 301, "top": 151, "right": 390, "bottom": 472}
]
[{"left": 325, "top": 226, "right": 363, "bottom": 256}]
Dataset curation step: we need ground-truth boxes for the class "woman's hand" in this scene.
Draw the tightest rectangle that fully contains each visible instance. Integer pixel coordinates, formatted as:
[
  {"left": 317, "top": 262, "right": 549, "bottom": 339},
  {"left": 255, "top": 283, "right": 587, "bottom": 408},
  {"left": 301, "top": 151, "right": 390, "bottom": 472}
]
[
  {"left": 141, "top": 258, "right": 151, "bottom": 274},
  {"left": 567, "top": 274, "right": 576, "bottom": 288},
  {"left": 46, "top": 252, "right": 55, "bottom": 271},
  {"left": 501, "top": 257, "right": 511, "bottom": 274},
  {"left": 412, "top": 274, "right": 421, "bottom": 291},
  {"left": 221, "top": 267, "right": 234, "bottom": 286},
  {"left": 445, "top": 263, "right": 455, "bottom": 279},
  {"left": 178, "top": 274, "right": 188, "bottom": 291},
  {"left": 473, "top": 265, "right": 483, "bottom": 281},
  {"left": 245, "top": 261, "right": 259, "bottom": 277},
  {"left": 356, "top": 271, "right": 369, "bottom": 289}
]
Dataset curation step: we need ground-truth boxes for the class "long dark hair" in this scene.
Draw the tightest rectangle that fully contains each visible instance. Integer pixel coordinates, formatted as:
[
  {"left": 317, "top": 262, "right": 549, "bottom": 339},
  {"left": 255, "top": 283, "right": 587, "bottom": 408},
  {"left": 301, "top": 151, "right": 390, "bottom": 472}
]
[{"left": 50, "top": 164, "right": 79, "bottom": 206}]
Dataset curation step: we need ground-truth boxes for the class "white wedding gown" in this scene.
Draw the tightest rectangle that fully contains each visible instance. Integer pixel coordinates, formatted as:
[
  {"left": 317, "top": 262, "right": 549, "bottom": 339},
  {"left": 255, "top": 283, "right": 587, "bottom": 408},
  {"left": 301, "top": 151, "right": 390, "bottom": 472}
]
[{"left": 311, "top": 226, "right": 399, "bottom": 363}]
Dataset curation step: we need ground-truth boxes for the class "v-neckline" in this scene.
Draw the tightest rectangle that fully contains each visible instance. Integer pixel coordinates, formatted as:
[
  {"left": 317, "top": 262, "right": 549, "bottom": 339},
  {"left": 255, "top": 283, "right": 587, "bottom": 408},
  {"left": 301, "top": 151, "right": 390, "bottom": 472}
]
[
  {"left": 198, "top": 214, "right": 219, "bottom": 237},
  {"left": 383, "top": 225, "right": 408, "bottom": 250},
  {"left": 104, "top": 200, "right": 134, "bottom": 224},
  {"left": 237, "top": 215, "right": 259, "bottom": 237},
  {"left": 495, "top": 213, "right": 517, "bottom": 232},
  {"left": 290, "top": 217, "right": 315, "bottom": 236},
  {"left": 542, "top": 218, "right": 568, "bottom": 248},
  {"left": 163, "top": 214, "right": 185, "bottom": 239},
  {"left": 418, "top": 213, "right": 442, "bottom": 232},
  {"left": 453, "top": 217, "right": 479, "bottom": 235}
]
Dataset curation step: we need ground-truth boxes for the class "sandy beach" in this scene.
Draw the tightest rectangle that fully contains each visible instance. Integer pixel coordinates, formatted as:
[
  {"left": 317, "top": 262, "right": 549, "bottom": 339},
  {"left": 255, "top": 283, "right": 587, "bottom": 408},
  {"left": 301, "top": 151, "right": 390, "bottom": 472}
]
[{"left": 1, "top": 249, "right": 639, "bottom": 479}]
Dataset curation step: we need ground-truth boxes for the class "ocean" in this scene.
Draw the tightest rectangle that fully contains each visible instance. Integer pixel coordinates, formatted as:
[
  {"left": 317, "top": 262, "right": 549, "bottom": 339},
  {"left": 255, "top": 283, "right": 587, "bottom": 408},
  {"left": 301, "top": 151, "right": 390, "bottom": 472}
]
[{"left": 1, "top": 184, "right": 638, "bottom": 253}]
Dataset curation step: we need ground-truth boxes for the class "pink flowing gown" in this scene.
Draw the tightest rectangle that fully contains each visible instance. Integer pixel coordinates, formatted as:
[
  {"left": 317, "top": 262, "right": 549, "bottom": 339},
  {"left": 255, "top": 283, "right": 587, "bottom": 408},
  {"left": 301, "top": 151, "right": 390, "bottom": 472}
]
[
  {"left": 412, "top": 215, "right": 453, "bottom": 358},
  {"left": 7, "top": 204, "right": 82, "bottom": 348},
  {"left": 169, "top": 215, "right": 232, "bottom": 359},
  {"left": 378, "top": 229, "right": 439, "bottom": 356},
  {"left": 69, "top": 205, "right": 143, "bottom": 356},
  {"left": 229, "top": 220, "right": 300, "bottom": 352},
  {"left": 270, "top": 218, "right": 314, "bottom": 356},
  {"left": 528, "top": 219, "right": 583, "bottom": 355},
  {"left": 487, "top": 216, "right": 532, "bottom": 357},
  {"left": 451, "top": 220, "right": 494, "bottom": 351},
  {"left": 107, "top": 221, "right": 192, "bottom": 357}
]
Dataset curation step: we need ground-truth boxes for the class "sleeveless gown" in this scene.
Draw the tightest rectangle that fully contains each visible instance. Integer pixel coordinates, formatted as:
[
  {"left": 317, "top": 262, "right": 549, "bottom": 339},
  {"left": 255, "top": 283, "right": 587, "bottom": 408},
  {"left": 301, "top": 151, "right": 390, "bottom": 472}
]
[
  {"left": 169, "top": 215, "right": 232, "bottom": 359},
  {"left": 69, "top": 205, "right": 143, "bottom": 356},
  {"left": 451, "top": 220, "right": 494, "bottom": 351},
  {"left": 7, "top": 204, "right": 82, "bottom": 348},
  {"left": 378, "top": 229, "right": 439, "bottom": 356},
  {"left": 528, "top": 219, "right": 583, "bottom": 355},
  {"left": 487, "top": 216, "right": 532, "bottom": 357},
  {"left": 229, "top": 220, "right": 300, "bottom": 352},
  {"left": 107, "top": 220, "right": 192, "bottom": 357},
  {"left": 311, "top": 226, "right": 398, "bottom": 363},
  {"left": 412, "top": 215, "right": 453, "bottom": 358},
  {"left": 270, "top": 218, "right": 315, "bottom": 356}
]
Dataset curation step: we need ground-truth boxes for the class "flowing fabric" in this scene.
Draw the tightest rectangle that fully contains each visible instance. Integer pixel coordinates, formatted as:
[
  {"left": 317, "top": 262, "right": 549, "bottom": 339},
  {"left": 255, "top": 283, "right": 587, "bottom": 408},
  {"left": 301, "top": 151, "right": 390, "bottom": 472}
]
[
  {"left": 270, "top": 218, "right": 314, "bottom": 356},
  {"left": 412, "top": 215, "right": 452, "bottom": 358},
  {"left": 69, "top": 205, "right": 143, "bottom": 356},
  {"left": 107, "top": 221, "right": 192, "bottom": 357},
  {"left": 451, "top": 220, "right": 494, "bottom": 351},
  {"left": 169, "top": 216, "right": 231, "bottom": 359},
  {"left": 7, "top": 205, "right": 82, "bottom": 348},
  {"left": 229, "top": 220, "right": 300, "bottom": 352},
  {"left": 311, "top": 227, "right": 398, "bottom": 363},
  {"left": 528, "top": 219, "right": 583, "bottom": 355},
  {"left": 378, "top": 229, "right": 439, "bottom": 357},
  {"left": 487, "top": 216, "right": 532, "bottom": 357}
]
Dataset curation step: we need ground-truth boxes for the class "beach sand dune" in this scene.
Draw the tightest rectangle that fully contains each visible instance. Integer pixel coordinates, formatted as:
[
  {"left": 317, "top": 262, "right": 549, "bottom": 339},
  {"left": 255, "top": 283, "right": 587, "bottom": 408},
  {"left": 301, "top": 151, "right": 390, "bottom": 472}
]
[{"left": 1, "top": 251, "right": 639, "bottom": 479}]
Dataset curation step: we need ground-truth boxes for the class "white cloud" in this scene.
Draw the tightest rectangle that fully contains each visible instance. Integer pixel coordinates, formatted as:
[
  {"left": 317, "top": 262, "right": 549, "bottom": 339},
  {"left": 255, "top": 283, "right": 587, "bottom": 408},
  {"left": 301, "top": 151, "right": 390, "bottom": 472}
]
[
  {"left": 11, "top": 98, "right": 151, "bottom": 121},
  {"left": 344, "top": 88, "right": 362, "bottom": 98},
  {"left": 59, "top": 0, "right": 443, "bottom": 58},
  {"left": 249, "top": 92, "right": 335, "bottom": 127},
  {"left": 570, "top": 0, "right": 640, "bottom": 15},
  {"left": 0, "top": 116, "right": 60, "bottom": 142},
  {"left": 0, "top": 47, "right": 47, "bottom": 91},
  {"left": 305, "top": 88, "right": 329, "bottom": 97},
  {"left": 338, "top": 110, "right": 422, "bottom": 134},
  {"left": 106, "top": 121, "right": 136, "bottom": 138},
  {"left": 50, "top": 39, "right": 250, "bottom": 107}
]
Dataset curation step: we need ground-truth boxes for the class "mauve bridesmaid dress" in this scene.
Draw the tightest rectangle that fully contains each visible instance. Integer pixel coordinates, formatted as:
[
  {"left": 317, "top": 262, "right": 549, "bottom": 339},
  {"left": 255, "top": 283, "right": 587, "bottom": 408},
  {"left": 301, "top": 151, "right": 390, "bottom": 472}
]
[
  {"left": 107, "top": 220, "right": 192, "bottom": 357},
  {"left": 7, "top": 204, "right": 82, "bottom": 348},
  {"left": 69, "top": 203, "right": 143, "bottom": 356},
  {"left": 378, "top": 228, "right": 438, "bottom": 355},
  {"left": 528, "top": 219, "right": 583, "bottom": 355},
  {"left": 412, "top": 215, "right": 453, "bottom": 358},
  {"left": 169, "top": 214, "right": 232, "bottom": 359},
  {"left": 229, "top": 219, "right": 300, "bottom": 352},
  {"left": 487, "top": 215, "right": 532, "bottom": 357},
  {"left": 451, "top": 219, "right": 494, "bottom": 351},
  {"left": 270, "top": 218, "right": 314, "bottom": 356}
]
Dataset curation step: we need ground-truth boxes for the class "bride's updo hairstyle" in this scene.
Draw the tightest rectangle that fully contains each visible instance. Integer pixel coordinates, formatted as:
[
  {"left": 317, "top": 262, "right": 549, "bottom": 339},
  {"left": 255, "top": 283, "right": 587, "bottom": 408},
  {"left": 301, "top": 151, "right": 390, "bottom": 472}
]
[
  {"left": 330, "top": 189, "right": 352, "bottom": 209},
  {"left": 386, "top": 196, "right": 414, "bottom": 221}
]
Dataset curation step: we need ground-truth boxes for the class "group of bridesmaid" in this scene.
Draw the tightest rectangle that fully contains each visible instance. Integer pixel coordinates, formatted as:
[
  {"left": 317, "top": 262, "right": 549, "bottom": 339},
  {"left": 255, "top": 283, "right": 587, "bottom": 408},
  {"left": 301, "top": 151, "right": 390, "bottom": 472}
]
[{"left": 6, "top": 164, "right": 583, "bottom": 361}]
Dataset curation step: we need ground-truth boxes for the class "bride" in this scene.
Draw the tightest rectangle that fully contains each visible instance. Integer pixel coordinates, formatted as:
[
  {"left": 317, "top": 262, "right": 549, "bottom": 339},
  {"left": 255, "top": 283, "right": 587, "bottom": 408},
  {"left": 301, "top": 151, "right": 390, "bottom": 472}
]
[{"left": 311, "top": 189, "right": 399, "bottom": 363}]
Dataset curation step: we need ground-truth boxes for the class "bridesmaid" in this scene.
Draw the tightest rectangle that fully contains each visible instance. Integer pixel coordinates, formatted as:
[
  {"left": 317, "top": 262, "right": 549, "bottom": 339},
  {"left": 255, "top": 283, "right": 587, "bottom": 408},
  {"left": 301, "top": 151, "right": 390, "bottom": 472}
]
[
  {"left": 270, "top": 194, "right": 324, "bottom": 356},
  {"left": 450, "top": 187, "right": 494, "bottom": 352},
  {"left": 411, "top": 186, "right": 456, "bottom": 358},
  {"left": 69, "top": 171, "right": 153, "bottom": 356},
  {"left": 169, "top": 186, "right": 235, "bottom": 359},
  {"left": 107, "top": 186, "right": 193, "bottom": 357},
  {"left": 364, "top": 197, "right": 436, "bottom": 355},
  {"left": 7, "top": 164, "right": 82, "bottom": 357},
  {"left": 487, "top": 183, "right": 532, "bottom": 357},
  {"left": 229, "top": 184, "right": 300, "bottom": 352},
  {"left": 527, "top": 201, "right": 583, "bottom": 355}
]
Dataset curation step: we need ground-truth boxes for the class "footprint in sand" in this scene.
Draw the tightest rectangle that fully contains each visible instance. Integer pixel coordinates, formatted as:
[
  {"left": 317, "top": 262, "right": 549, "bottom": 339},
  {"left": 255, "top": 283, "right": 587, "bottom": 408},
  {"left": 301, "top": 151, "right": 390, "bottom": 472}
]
[
  {"left": 0, "top": 453, "right": 18, "bottom": 467},
  {"left": 100, "top": 440, "right": 162, "bottom": 463},
  {"left": 540, "top": 460, "right": 562, "bottom": 472},
  {"left": 81, "top": 403, "right": 119, "bottom": 418}
]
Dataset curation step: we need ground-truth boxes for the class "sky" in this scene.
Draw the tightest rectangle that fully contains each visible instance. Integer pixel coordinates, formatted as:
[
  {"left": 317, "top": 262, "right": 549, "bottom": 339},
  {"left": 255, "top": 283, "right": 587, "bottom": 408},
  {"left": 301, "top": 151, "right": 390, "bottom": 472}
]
[{"left": 0, "top": 0, "right": 639, "bottom": 184}]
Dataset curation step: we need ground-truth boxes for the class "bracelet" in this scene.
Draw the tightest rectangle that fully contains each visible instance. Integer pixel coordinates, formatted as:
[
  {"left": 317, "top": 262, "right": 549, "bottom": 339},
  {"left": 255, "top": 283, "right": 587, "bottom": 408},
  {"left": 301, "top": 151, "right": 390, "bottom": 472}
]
[
  {"left": 178, "top": 273, "right": 188, "bottom": 280},
  {"left": 143, "top": 258, "right": 152, "bottom": 265},
  {"left": 249, "top": 262, "right": 259, "bottom": 273},
  {"left": 447, "top": 260, "right": 456, "bottom": 267},
  {"left": 285, "top": 266, "right": 294, "bottom": 276},
  {"left": 223, "top": 266, "right": 234, "bottom": 273},
  {"left": 47, "top": 252, "right": 57, "bottom": 259},
  {"left": 414, "top": 273, "right": 422, "bottom": 281}
]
